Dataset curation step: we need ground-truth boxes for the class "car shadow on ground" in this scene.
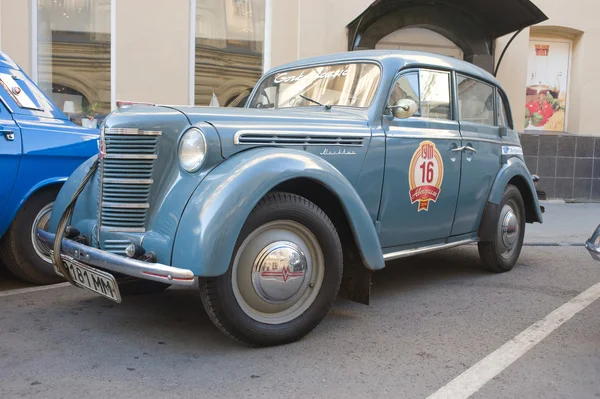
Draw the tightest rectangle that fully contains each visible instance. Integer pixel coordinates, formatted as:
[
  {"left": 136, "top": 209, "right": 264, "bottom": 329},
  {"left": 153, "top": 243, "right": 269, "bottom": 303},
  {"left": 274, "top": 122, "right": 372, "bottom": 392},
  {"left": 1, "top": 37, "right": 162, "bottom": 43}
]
[
  {"left": 52, "top": 246, "right": 490, "bottom": 349},
  {"left": 371, "top": 245, "right": 488, "bottom": 295}
]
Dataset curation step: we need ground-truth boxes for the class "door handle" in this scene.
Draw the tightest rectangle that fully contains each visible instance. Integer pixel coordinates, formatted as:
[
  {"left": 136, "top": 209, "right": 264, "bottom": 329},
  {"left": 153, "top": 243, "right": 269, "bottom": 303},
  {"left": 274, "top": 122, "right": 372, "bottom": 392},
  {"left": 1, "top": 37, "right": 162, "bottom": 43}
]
[
  {"left": 0, "top": 129, "right": 14, "bottom": 141},
  {"left": 451, "top": 145, "right": 477, "bottom": 153}
]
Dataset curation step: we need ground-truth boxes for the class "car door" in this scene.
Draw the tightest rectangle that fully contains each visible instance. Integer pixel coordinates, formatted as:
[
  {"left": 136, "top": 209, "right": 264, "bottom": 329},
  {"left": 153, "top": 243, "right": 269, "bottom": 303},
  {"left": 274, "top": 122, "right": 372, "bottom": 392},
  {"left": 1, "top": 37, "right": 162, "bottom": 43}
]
[
  {"left": 450, "top": 74, "right": 502, "bottom": 236},
  {"left": 0, "top": 99, "right": 21, "bottom": 214},
  {"left": 379, "top": 69, "right": 462, "bottom": 248}
]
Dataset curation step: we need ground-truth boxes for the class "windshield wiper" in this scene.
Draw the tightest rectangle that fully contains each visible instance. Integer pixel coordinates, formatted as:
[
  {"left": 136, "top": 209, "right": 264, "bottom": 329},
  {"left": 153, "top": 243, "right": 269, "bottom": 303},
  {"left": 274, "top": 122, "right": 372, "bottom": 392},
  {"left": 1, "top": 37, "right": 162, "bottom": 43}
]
[{"left": 299, "top": 94, "right": 331, "bottom": 110}]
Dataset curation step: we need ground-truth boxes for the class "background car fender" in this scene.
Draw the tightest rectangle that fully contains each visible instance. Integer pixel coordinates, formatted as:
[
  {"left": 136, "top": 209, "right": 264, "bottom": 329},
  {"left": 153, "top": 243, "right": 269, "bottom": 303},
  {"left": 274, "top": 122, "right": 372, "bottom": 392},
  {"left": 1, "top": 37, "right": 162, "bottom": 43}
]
[
  {"left": 47, "top": 154, "right": 98, "bottom": 233},
  {"left": 0, "top": 177, "right": 67, "bottom": 238},
  {"left": 486, "top": 156, "right": 543, "bottom": 222},
  {"left": 171, "top": 147, "right": 385, "bottom": 277}
]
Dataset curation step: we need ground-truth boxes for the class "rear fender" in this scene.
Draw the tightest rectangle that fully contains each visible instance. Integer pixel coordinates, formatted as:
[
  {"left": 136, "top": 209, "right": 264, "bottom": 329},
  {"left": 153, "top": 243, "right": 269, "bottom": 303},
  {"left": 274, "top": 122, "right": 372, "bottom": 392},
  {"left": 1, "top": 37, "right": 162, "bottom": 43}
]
[
  {"left": 171, "top": 147, "right": 385, "bottom": 276},
  {"left": 486, "top": 156, "right": 543, "bottom": 224}
]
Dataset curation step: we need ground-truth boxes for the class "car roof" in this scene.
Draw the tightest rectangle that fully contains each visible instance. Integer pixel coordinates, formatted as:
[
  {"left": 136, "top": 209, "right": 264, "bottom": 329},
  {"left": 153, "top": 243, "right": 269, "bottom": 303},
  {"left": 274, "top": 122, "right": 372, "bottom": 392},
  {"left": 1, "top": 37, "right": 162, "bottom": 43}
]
[
  {"left": 0, "top": 51, "right": 22, "bottom": 71},
  {"left": 268, "top": 49, "right": 500, "bottom": 87}
]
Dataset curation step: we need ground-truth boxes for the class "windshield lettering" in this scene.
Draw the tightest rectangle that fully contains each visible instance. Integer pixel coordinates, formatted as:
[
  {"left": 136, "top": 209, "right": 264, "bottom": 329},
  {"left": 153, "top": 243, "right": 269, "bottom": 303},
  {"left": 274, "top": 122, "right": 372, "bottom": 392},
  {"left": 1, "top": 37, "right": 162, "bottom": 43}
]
[{"left": 249, "top": 63, "right": 380, "bottom": 109}]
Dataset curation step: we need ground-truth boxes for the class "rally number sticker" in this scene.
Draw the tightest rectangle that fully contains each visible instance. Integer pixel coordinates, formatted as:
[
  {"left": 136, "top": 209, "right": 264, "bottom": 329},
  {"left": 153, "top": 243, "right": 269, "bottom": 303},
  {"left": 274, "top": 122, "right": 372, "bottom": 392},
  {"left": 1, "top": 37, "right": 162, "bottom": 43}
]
[{"left": 408, "top": 141, "right": 444, "bottom": 212}]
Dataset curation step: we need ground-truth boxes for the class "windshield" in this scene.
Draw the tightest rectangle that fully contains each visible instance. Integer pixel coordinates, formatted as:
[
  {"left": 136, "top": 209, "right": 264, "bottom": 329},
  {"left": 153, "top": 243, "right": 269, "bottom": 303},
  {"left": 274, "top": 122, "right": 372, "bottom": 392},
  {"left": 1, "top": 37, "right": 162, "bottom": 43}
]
[{"left": 248, "top": 63, "right": 381, "bottom": 109}]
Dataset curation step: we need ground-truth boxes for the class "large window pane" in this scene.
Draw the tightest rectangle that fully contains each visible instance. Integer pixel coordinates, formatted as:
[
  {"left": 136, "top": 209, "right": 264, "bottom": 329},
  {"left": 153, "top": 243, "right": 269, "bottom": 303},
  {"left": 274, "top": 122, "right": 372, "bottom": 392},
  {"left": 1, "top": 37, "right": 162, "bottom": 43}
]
[
  {"left": 38, "top": 0, "right": 111, "bottom": 128},
  {"left": 457, "top": 75, "right": 494, "bottom": 126},
  {"left": 195, "top": 0, "right": 265, "bottom": 107},
  {"left": 419, "top": 70, "right": 450, "bottom": 120}
]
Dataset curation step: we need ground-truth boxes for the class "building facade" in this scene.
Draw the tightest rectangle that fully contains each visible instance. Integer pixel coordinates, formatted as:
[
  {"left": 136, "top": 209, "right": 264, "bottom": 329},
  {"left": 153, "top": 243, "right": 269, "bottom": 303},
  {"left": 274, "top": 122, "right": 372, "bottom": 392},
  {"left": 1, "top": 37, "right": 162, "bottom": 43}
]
[{"left": 1, "top": 0, "right": 599, "bottom": 200}]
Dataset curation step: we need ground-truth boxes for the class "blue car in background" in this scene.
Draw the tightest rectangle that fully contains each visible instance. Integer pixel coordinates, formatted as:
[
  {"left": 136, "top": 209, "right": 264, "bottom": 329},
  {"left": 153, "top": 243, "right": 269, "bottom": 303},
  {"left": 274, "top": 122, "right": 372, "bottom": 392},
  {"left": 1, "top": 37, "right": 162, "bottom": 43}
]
[{"left": 0, "top": 51, "right": 98, "bottom": 284}]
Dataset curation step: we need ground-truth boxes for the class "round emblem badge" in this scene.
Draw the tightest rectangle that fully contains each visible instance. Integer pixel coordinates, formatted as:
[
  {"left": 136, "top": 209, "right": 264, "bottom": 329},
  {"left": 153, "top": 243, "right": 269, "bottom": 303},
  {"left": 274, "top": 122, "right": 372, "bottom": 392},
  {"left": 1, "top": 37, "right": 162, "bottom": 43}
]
[{"left": 408, "top": 141, "right": 444, "bottom": 212}]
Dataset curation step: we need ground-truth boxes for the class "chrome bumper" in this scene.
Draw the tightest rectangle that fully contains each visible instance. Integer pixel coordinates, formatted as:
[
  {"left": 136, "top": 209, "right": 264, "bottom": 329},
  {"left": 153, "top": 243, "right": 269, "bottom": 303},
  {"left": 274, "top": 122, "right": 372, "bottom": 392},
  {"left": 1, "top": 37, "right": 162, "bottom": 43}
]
[
  {"left": 37, "top": 229, "right": 195, "bottom": 286},
  {"left": 585, "top": 225, "right": 600, "bottom": 262}
]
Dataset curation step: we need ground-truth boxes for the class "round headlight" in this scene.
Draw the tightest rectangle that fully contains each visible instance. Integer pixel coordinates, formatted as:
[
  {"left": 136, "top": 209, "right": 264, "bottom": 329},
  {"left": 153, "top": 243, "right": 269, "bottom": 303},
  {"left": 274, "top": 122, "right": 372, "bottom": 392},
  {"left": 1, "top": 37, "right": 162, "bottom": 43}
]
[{"left": 178, "top": 128, "right": 207, "bottom": 173}]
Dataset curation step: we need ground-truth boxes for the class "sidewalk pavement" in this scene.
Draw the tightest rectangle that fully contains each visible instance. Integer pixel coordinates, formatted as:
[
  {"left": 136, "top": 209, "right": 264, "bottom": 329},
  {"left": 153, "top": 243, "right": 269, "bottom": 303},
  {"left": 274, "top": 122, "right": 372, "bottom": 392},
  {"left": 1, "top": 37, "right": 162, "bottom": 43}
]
[{"left": 524, "top": 201, "right": 600, "bottom": 246}]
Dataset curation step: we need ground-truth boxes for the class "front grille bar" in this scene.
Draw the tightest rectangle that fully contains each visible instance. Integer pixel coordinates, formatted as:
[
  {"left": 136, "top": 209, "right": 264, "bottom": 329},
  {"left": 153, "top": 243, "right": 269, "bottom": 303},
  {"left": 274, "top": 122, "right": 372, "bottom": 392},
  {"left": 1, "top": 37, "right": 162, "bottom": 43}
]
[{"left": 98, "top": 126, "right": 162, "bottom": 248}]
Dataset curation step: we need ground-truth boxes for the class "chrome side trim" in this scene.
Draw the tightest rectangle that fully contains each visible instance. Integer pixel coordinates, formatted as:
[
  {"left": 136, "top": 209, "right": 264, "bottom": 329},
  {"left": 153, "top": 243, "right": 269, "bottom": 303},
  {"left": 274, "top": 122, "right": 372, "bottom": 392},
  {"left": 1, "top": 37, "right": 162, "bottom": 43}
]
[
  {"left": 101, "top": 202, "right": 150, "bottom": 209},
  {"left": 101, "top": 226, "right": 146, "bottom": 233},
  {"left": 234, "top": 130, "right": 369, "bottom": 145},
  {"left": 104, "top": 154, "right": 157, "bottom": 160},
  {"left": 383, "top": 239, "right": 476, "bottom": 261},
  {"left": 386, "top": 133, "right": 459, "bottom": 140},
  {"left": 386, "top": 134, "right": 504, "bottom": 145},
  {"left": 461, "top": 136, "right": 504, "bottom": 145},
  {"left": 103, "top": 178, "right": 153, "bottom": 184},
  {"left": 37, "top": 229, "right": 195, "bottom": 286},
  {"left": 105, "top": 128, "right": 162, "bottom": 136}
]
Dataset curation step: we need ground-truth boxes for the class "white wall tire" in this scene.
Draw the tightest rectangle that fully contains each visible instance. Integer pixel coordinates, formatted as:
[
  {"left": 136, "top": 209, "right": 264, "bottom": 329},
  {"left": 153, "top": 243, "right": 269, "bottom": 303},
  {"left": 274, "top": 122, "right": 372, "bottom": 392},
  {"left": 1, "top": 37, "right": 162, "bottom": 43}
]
[{"left": 200, "top": 192, "right": 343, "bottom": 347}]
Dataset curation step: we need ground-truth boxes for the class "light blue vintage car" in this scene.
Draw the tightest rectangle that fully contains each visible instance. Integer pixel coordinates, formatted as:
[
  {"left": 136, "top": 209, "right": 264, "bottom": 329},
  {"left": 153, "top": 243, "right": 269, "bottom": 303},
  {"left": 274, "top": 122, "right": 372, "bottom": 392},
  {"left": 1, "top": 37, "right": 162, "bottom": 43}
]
[{"left": 39, "top": 50, "right": 543, "bottom": 346}]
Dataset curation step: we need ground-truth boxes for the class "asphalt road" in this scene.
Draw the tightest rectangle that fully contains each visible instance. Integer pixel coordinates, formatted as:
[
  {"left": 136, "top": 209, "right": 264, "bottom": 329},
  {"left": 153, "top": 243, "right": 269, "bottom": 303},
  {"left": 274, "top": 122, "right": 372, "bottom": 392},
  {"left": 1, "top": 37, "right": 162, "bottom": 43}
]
[{"left": 1, "top": 244, "right": 599, "bottom": 399}]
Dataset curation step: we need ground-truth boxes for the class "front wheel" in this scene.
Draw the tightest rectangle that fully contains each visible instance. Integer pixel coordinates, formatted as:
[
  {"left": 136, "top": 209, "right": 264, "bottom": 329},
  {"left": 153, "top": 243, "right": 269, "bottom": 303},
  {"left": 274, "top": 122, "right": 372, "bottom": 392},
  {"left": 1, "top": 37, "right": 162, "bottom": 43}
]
[
  {"left": 478, "top": 184, "right": 526, "bottom": 273},
  {"left": 200, "top": 192, "right": 343, "bottom": 347}
]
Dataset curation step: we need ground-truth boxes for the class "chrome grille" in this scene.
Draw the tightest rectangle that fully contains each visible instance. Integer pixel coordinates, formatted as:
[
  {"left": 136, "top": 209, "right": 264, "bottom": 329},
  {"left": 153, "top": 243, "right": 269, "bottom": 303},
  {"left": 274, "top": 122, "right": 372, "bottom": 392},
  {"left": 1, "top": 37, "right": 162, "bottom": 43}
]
[
  {"left": 99, "top": 128, "right": 161, "bottom": 234},
  {"left": 103, "top": 240, "right": 131, "bottom": 255}
]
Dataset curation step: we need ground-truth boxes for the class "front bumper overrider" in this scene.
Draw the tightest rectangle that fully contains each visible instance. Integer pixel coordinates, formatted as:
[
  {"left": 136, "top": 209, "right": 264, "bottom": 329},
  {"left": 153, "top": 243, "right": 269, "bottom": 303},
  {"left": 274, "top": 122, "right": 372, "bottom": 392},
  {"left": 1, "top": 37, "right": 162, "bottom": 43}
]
[
  {"left": 585, "top": 224, "right": 600, "bottom": 261},
  {"left": 37, "top": 229, "right": 195, "bottom": 286}
]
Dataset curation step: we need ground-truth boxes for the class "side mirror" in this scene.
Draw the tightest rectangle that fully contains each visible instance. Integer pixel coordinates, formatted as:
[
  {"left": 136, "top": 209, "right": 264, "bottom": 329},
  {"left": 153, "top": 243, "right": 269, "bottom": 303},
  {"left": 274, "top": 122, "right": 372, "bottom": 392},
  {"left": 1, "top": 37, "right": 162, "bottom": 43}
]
[
  {"left": 499, "top": 126, "right": 508, "bottom": 137},
  {"left": 387, "top": 99, "right": 418, "bottom": 119}
]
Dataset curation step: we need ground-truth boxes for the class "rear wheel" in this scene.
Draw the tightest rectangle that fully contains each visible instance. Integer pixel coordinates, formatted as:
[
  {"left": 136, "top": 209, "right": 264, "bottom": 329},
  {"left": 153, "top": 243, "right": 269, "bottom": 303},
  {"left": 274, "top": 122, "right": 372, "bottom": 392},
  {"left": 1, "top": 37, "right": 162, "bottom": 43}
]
[
  {"left": 478, "top": 184, "right": 526, "bottom": 273},
  {"left": 0, "top": 187, "right": 64, "bottom": 285},
  {"left": 200, "top": 192, "right": 343, "bottom": 347}
]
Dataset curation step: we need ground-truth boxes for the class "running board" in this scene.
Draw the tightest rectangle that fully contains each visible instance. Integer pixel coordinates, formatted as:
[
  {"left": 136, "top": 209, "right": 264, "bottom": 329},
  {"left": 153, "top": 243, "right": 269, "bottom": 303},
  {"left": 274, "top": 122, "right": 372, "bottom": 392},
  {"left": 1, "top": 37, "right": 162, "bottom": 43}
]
[{"left": 383, "top": 239, "right": 476, "bottom": 262}]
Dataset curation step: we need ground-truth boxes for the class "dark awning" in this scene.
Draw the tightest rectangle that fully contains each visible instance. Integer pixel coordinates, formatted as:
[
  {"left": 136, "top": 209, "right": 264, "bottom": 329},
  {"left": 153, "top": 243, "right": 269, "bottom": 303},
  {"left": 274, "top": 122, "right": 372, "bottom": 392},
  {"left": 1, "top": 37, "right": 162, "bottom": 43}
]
[{"left": 348, "top": 0, "right": 548, "bottom": 50}]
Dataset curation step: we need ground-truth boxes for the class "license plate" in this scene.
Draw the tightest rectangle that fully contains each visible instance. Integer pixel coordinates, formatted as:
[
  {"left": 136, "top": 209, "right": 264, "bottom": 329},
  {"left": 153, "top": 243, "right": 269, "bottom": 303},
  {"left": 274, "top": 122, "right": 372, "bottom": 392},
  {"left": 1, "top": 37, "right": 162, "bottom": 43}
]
[{"left": 56, "top": 259, "right": 122, "bottom": 303}]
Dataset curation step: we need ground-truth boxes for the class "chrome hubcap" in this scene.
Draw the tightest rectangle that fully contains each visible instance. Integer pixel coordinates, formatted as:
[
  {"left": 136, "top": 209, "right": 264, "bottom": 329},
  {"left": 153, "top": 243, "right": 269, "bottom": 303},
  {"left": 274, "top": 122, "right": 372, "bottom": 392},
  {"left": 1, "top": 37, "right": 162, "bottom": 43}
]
[
  {"left": 252, "top": 241, "right": 308, "bottom": 303},
  {"left": 498, "top": 201, "right": 520, "bottom": 258},
  {"left": 31, "top": 202, "right": 54, "bottom": 264},
  {"left": 232, "top": 220, "right": 324, "bottom": 325},
  {"left": 501, "top": 210, "right": 518, "bottom": 248}
]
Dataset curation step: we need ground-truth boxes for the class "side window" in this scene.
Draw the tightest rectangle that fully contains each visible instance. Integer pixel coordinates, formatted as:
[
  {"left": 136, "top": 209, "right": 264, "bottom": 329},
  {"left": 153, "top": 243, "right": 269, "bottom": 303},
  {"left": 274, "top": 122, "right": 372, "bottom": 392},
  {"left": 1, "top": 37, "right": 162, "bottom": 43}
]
[
  {"left": 457, "top": 75, "right": 495, "bottom": 126},
  {"left": 419, "top": 70, "right": 451, "bottom": 120},
  {"left": 496, "top": 91, "right": 510, "bottom": 127},
  {"left": 388, "top": 70, "right": 451, "bottom": 120},
  {"left": 389, "top": 72, "right": 419, "bottom": 109}
]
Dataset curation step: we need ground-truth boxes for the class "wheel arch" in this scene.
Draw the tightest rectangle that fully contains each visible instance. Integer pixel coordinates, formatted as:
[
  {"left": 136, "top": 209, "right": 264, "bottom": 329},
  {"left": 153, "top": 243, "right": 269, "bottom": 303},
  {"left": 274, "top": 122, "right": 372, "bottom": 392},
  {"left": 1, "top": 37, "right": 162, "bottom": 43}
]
[
  {"left": 487, "top": 157, "right": 543, "bottom": 224},
  {"left": 271, "top": 177, "right": 364, "bottom": 265},
  {"left": 171, "top": 147, "right": 385, "bottom": 278},
  {"left": 507, "top": 175, "right": 537, "bottom": 223},
  {"left": 0, "top": 177, "right": 65, "bottom": 238}
]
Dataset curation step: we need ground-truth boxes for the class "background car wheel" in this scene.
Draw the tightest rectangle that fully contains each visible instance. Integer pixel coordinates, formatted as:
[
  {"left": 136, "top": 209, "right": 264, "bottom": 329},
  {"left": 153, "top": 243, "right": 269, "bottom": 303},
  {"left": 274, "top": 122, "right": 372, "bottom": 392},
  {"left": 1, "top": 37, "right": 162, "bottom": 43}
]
[
  {"left": 478, "top": 184, "right": 526, "bottom": 273},
  {"left": 0, "top": 187, "right": 65, "bottom": 285},
  {"left": 200, "top": 192, "right": 343, "bottom": 347},
  {"left": 117, "top": 278, "right": 171, "bottom": 296}
]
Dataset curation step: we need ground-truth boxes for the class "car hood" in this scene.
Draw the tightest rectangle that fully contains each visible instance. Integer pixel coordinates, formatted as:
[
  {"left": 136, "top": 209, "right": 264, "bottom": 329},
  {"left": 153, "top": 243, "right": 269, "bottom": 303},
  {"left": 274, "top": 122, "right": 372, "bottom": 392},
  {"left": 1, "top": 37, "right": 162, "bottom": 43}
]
[{"left": 167, "top": 106, "right": 371, "bottom": 158}]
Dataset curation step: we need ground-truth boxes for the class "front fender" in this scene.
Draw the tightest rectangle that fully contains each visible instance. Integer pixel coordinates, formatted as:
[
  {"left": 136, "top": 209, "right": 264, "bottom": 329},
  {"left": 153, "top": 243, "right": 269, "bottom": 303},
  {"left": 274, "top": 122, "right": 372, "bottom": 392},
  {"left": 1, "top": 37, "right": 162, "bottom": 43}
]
[
  {"left": 487, "top": 156, "right": 543, "bottom": 223},
  {"left": 171, "top": 147, "right": 385, "bottom": 277},
  {"left": 48, "top": 155, "right": 98, "bottom": 233},
  {"left": 0, "top": 177, "right": 67, "bottom": 238}
]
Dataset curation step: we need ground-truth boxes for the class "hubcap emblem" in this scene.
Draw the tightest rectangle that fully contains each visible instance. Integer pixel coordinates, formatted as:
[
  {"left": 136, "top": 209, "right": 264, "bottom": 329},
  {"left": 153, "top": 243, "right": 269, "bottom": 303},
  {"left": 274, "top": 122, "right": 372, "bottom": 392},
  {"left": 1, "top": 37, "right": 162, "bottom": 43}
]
[{"left": 252, "top": 241, "right": 308, "bottom": 303}]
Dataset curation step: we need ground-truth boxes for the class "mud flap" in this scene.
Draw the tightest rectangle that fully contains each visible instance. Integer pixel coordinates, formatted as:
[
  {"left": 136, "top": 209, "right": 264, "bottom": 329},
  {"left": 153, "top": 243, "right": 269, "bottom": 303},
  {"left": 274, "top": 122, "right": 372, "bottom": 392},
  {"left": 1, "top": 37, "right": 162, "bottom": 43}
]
[
  {"left": 478, "top": 201, "right": 501, "bottom": 242},
  {"left": 338, "top": 260, "right": 372, "bottom": 305}
]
